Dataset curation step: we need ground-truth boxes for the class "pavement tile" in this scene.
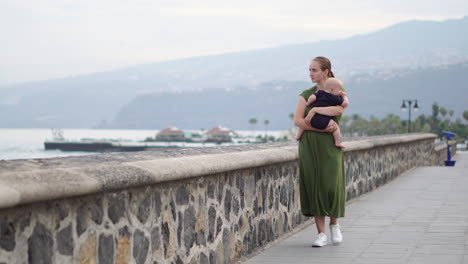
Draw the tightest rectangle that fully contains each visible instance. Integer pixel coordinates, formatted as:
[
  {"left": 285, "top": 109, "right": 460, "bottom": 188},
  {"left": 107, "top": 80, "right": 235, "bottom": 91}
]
[
  {"left": 314, "top": 244, "right": 370, "bottom": 253},
  {"left": 352, "top": 259, "right": 407, "bottom": 264},
  {"left": 423, "top": 232, "right": 466, "bottom": 238},
  {"left": 427, "top": 227, "right": 467, "bottom": 233},
  {"left": 412, "top": 244, "right": 465, "bottom": 255},
  {"left": 407, "top": 254, "right": 463, "bottom": 264},
  {"left": 372, "top": 233, "right": 423, "bottom": 245},
  {"left": 420, "top": 234, "right": 466, "bottom": 244},
  {"left": 430, "top": 222, "right": 468, "bottom": 227},
  {"left": 364, "top": 243, "right": 416, "bottom": 254},
  {"left": 243, "top": 256, "right": 310, "bottom": 263},
  {"left": 242, "top": 153, "right": 468, "bottom": 264},
  {"left": 385, "top": 225, "right": 427, "bottom": 233},
  {"left": 359, "top": 251, "right": 412, "bottom": 260},
  {"left": 463, "top": 255, "right": 468, "bottom": 264}
]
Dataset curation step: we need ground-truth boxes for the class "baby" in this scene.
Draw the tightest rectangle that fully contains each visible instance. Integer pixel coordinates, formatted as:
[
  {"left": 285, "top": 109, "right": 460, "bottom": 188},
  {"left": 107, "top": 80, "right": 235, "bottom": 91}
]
[{"left": 296, "top": 78, "right": 349, "bottom": 148}]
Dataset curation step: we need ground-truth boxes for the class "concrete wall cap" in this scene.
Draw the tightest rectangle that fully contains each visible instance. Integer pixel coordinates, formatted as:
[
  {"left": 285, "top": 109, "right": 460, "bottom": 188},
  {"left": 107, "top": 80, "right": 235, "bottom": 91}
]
[
  {"left": 435, "top": 143, "right": 446, "bottom": 151},
  {"left": 343, "top": 133, "right": 436, "bottom": 151},
  {"left": 0, "top": 133, "right": 436, "bottom": 209}
]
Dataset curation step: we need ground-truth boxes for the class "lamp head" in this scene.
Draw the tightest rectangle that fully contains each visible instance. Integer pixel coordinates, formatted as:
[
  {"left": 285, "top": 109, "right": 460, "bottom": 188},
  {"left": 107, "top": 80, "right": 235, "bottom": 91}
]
[{"left": 401, "top": 100, "right": 407, "bottom": 111}]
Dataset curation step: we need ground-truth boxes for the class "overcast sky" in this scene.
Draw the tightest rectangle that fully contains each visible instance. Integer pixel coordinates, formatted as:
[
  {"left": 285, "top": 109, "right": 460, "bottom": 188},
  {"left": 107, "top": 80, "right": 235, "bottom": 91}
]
[{"left": 1, "top": 0, "right": 467, "bottom": 85}]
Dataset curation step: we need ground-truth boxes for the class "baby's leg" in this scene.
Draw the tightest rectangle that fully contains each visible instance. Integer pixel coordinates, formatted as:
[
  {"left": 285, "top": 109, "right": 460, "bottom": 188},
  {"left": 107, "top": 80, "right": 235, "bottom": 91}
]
[
  {"left": 329, "top": 120, "right": 345, "bottom": 148},
  {"left": 295, "top": 127, "right": 305, "bottom": 141}
]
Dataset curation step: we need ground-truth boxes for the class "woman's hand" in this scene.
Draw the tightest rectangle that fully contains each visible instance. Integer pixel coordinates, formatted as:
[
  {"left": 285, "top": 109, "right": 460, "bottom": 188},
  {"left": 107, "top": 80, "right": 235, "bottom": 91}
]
[
  {"left": 304, "top": 109, "right": 316, "bottom": 124},
  {"left": 323, "top": 121, "right": 338, "bottom": 133}
]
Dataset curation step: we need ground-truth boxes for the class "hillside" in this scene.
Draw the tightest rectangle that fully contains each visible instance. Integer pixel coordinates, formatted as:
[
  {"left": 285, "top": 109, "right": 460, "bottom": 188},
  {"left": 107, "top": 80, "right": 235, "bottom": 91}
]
[
  {"left": 106, "top": 62, "right": 468, "bottom": 130},
  {"left": 0, "top": 16, "right": 467, "bottom": 129}
]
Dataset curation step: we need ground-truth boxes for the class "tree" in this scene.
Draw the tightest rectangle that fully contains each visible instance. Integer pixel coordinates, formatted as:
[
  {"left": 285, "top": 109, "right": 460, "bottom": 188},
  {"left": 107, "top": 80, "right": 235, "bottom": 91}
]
[
  {"left": 288, "top": 112, "right": 295, "bottom": 130},
  {"left": 339, "top": 115, "right": 351, "bottom": 136},
  {"left": 249, "top": 118, "right": 258, "bottom": 137},
  {"left": 334, "top": 102, "right": 466, "bottom": 142},
  {"left": 440, "top": 107, "right": 447, "bottom": 118},
  {"left": 432, "top": 103, "right": 439, "bottom": 117},
  {"left": 431, "top": 102, "right": 441, "bottom": 134},
  {"left": 345, "top": 114, "right": 369, "bottom": 137},
  {"left": 264, "top": 119, "right": 270, "bottom": 141},
  {"left": 340, "top": 115, "right": 350, "bottom": 126}
]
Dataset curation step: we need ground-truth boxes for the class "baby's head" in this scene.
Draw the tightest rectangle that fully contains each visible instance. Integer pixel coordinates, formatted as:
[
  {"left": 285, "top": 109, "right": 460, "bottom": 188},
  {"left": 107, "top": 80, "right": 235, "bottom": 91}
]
[{"left": 324, "top": 78, "right": 344, "bottom": 96}]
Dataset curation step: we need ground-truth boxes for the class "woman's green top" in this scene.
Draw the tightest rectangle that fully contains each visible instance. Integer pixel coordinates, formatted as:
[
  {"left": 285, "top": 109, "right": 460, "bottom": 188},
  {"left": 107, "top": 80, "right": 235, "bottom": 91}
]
[{"left": 298, "top": 86, "right": 345, "bottom": 217}]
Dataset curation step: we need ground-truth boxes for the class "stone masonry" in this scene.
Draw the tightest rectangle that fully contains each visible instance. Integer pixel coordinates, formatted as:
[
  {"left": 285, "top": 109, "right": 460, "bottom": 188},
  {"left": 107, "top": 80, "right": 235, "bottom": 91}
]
[{"left": 0, "top": 133, "right": 449, "bottom": 263}]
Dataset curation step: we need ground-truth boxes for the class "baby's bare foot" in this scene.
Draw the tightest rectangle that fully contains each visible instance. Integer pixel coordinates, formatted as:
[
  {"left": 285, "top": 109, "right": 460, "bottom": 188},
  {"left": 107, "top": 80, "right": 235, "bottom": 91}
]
[{"left": 335, "top": 143, "right": 346, "bottom": 149}]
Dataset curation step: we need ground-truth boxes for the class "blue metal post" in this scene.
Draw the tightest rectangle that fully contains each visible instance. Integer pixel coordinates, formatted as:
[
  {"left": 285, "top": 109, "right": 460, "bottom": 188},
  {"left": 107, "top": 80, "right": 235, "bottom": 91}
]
[{"left": 442, "top": 131, "right": 456, "bottom": 166}]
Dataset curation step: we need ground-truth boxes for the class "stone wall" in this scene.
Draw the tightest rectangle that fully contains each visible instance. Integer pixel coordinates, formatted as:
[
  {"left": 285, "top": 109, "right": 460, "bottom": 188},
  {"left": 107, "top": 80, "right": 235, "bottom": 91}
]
[
  {"left": 0, "top": 133, "right": 446, "bottom": 264},
  {"left": 433, "top": 142, "right": 457, "bottom": 166},
  {"left": 344, "top": 135, "right": 441, "bottom": 200}
]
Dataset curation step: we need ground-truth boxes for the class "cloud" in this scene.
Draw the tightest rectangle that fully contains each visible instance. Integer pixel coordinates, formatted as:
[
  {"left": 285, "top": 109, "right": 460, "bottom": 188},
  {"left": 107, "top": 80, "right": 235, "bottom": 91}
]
[{"left": 0, "top": 0, "right": 467, "bottom": 84}]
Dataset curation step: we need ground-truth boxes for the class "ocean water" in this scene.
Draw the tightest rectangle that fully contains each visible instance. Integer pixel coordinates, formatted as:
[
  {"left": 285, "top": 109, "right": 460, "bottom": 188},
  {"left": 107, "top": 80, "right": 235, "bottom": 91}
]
[{"left": 0, "top": 128, "right": 288, "bottom": 161}]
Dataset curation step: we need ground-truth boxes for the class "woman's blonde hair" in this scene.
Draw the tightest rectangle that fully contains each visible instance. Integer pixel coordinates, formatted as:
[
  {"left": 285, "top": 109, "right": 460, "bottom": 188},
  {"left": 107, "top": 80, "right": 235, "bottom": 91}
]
[{"left": 312, "top": 56, "right": 334, "bottom": 78}]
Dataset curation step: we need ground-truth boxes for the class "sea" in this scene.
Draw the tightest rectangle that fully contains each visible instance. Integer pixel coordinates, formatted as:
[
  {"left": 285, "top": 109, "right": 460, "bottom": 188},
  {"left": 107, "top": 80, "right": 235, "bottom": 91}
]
[{"left": 0, "top": 128, "right": 289, "bottom": 161}]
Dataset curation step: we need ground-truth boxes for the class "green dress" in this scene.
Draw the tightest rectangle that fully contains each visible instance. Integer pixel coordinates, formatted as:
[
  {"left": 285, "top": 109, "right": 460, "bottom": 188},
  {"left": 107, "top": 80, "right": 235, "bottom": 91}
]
[{"left": 298, "top": 86, "right": 345, "bottom": 218}]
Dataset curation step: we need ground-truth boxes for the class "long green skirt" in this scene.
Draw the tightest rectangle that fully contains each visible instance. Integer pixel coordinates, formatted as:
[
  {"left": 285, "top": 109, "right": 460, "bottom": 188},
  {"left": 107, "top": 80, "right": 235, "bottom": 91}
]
[{"left": 298, "top": 130, "right": 345, "bottom": 217}]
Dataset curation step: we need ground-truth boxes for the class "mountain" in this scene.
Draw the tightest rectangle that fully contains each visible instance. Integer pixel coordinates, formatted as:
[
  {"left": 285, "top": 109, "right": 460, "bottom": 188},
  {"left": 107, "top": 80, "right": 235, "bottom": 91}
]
[
  {"left": 105, "top": 62, "right": 468, "bottom": 130},
  {"left": 0, "top": 16, "right": 467, "bottom": 129},
  {"left": 345, "top": 62, "right": 468, "bottom": 119}
]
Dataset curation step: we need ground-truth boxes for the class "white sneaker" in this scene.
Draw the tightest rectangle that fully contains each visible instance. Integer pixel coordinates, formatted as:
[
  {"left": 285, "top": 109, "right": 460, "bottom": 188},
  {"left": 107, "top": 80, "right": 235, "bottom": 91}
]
[
  {"left": 330, "top": 224, "right": 343, "bottom": 244},
  {"left": 312, "top": 232, "right": 328, "bottom": 247}
]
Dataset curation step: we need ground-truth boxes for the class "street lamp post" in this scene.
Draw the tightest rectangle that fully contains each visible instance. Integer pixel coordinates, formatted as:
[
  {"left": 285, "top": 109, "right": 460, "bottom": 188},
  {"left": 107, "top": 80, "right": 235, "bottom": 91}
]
[{"left": 401, "top": 99, "right": 419, "bottom": 133}]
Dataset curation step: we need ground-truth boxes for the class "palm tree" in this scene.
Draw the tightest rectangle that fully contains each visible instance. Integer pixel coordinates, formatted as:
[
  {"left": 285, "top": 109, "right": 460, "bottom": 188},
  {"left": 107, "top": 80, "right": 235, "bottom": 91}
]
[
  {"left": 463, "top": 110, "right": 468, "bottom": 124},
  {"left": 431, "top": 103, "right": 440, "bottom": 132},
  {"left": 440, "top": 107, "right": 447, "bottom": 118},
  {"left": 339, "top": 115, "right": 351, "bottom": 136},
  {"left": 264, "top": 119, "right": 270, "bottom": 141},
  {"left": 249, "top": 118, "right": 258, "bottom": 137}
]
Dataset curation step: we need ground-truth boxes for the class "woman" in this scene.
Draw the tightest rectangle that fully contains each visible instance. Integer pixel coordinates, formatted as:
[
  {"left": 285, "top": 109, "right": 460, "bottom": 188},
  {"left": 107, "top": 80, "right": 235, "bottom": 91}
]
[{"left": 294, "top": 56, "right": 347, "bottom": 247}]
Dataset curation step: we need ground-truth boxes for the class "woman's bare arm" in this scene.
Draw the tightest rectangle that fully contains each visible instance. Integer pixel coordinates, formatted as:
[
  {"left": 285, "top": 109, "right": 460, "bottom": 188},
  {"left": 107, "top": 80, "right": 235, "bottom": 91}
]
[
  {"left": 294, "top": 97, "right": 336, "bottom": 132},
  {"left": 312, "top": 105, "right": 345, "bottom": 116}
]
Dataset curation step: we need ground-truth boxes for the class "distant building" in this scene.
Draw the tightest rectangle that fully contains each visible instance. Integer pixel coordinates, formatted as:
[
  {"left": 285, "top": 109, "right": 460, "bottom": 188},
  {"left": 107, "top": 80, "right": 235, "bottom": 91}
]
[
  {"left": 185, "top": 131, "right": 206, "bottom": 142},
  {"left": 205, "top": 126, "right": 238, "bottom": 143},
  {"left": 156, "top": 127, "right": 185, "bottom": 142}
]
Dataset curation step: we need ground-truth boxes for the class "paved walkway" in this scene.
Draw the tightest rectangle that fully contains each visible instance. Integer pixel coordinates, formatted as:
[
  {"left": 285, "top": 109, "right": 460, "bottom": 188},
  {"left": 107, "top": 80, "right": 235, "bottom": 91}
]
[{"left": 243, "top": 152, "right": 468, "bottom": 264}]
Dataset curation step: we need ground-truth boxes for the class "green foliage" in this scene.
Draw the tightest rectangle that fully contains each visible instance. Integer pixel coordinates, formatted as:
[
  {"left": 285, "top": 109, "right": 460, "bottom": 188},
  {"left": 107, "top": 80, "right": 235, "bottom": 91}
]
[
  {"left": 249, "top": 118, "right": 258, "bottom": 125},
  {"left": 439, "top": 107, "right": 447, "bottom": 118},
  {"left": 340, "top": 103, "right": 467, "bottom": 141},
  {"left": 249, "top": 117, "right": 258, "bottom": 133},
  {"left": 432, "top": 103, "right": 439, "bottom": 118}
]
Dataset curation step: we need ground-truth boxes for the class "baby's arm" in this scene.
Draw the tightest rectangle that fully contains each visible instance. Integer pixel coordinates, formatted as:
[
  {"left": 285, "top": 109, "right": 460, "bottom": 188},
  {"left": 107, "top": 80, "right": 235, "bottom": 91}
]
[
  {"left": 294, "top": 97, "right": 338, "bottom": 133},
  {"left": 340, "top": 91, "right": 349, "bottom": 108},
  {"left": 304, "top": 108, "right": 316, "bottom": 124},
  {"left": 306, "top": 94, "right": 317, "bottom": 106}
]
